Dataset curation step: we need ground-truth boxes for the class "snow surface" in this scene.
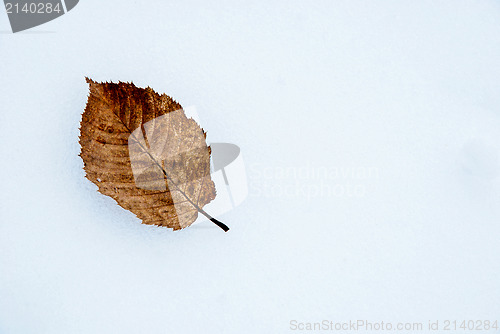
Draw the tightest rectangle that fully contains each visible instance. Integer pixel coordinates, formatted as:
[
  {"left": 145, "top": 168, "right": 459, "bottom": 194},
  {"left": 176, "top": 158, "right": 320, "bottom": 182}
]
[{"left": 1, "top": 1, "right": 500, "bottom": 333}]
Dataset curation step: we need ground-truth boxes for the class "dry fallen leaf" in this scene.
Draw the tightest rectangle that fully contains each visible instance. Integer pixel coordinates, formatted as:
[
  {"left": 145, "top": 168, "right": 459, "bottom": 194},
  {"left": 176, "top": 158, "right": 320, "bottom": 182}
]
[{"left": 79, "top": 78, "right": 228, "bottom": 231}]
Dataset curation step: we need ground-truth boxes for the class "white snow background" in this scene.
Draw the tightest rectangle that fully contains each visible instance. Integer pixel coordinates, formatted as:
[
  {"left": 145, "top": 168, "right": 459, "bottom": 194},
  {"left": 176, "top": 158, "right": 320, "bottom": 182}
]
[{"left": 1, "top": 1, "right": 500, "bottom": 333}]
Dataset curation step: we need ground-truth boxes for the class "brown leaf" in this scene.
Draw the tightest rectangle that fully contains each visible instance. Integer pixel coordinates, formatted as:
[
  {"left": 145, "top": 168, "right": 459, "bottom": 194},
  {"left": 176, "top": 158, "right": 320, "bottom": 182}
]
[{"left": 79, "top": 78, "right": 228, "bottom": 231}]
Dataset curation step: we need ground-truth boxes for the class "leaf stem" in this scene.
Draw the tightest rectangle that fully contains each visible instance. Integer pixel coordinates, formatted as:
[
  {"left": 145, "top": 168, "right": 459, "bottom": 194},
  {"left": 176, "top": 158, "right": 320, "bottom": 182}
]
[{"left": 132, "top": 133, "right": 229, "bottom": 232}]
